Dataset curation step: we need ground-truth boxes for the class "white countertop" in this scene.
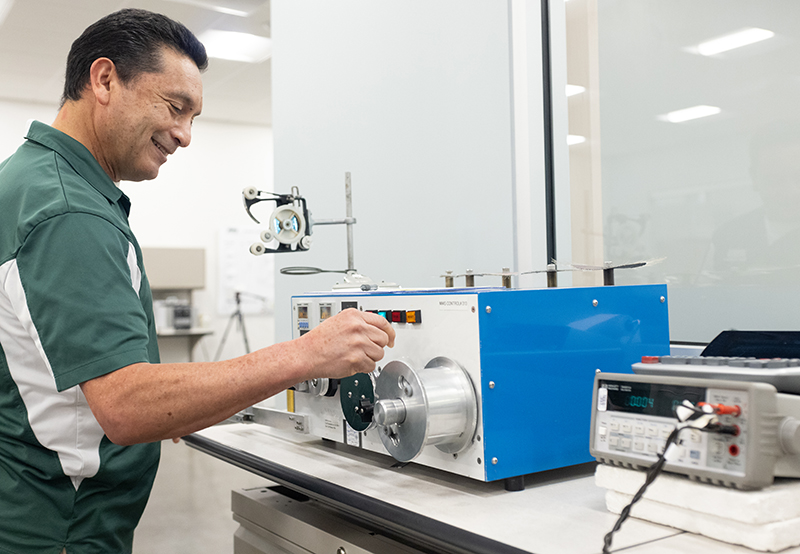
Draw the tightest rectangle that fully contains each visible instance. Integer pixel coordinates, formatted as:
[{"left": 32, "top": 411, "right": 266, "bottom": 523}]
[{"left": 188, "top": 423, "right": 795, "bottom": 554}]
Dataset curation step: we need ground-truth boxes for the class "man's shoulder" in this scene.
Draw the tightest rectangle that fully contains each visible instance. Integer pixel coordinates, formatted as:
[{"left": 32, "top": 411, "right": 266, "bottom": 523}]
[{"left": 0, "top": 142, "right": 129, "bottom": 261}]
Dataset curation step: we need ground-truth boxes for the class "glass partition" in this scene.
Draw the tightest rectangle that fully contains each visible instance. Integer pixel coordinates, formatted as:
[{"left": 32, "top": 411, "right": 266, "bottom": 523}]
[{"left": 565, "top": 0, "right": 800, "bottom": 342}]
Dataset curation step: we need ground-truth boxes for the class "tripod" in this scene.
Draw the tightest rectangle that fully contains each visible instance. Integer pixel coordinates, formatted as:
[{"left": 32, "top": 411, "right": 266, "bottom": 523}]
[{"left": 213, "top": 291, "right": 257, "bottom": 361}]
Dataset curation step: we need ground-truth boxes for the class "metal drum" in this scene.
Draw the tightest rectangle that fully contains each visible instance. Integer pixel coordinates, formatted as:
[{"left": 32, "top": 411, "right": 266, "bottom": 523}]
[{"left": 373, "top": 357, "right": 477, "bottom": 462}]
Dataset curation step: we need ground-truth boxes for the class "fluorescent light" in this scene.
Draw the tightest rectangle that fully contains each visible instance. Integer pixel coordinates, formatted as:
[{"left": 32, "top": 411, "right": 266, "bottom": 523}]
[
  {"left": 162, "top": 0, "right": 263, "bottom": 17},
  {"left": 696, "top": 28, "right": 774, "bottom": 56},
  {"left": 658, "top": 105, "right": 721, "bottom": 123},
  {"left": 199, "top": 30, "right": 272, "bottom": 63},
  {"left": 566, "top": 84, "right": 586, "bottom": 97},
  {"left": 567, "top": 135, "right": 586, "bottom": 146},
  {"left": 0, "top": 0, "right": 15, "bottom": 27}
]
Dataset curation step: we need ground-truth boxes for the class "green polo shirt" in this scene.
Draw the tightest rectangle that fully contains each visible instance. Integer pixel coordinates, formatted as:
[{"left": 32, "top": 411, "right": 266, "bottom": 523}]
[{"left": 0, "top": 121, "right": 161, "bottom": 553}]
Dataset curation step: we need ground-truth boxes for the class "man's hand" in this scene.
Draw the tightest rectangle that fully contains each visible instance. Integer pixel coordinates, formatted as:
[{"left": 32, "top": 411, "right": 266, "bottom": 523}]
[{"left": 297, "top": 308, "right": 395, "bottom": 379}]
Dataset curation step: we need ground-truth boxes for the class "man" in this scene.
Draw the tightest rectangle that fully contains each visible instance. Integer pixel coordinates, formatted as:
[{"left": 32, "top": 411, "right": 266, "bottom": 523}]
[{"left": 0, "top": 9, "right": 395, "bottom": 554}]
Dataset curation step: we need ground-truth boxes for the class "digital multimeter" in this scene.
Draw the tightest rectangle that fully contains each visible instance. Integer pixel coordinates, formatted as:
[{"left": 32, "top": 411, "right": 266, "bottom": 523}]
[{"left": 590, "top": 372, "right": 800, "bottom": 489}]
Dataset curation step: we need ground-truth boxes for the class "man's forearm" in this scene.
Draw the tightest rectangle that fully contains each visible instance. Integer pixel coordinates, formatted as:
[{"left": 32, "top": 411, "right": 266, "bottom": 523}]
[
  {"left": 80, "top": 308, "right": 395, "bottom": 445},
  {"left": 81, "top": 340, "right": 305, "bottom": 444}
]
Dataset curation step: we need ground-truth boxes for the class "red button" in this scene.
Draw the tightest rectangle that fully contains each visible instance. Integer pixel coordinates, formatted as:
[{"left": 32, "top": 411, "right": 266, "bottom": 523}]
[{"left": 641, "top": 356, "right": 661, "bottom": 364}]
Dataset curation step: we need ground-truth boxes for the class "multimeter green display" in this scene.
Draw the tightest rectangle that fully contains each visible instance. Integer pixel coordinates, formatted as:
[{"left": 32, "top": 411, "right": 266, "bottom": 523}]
[{"left": 600, "top": 380, "right": 705, "bottom": 418}]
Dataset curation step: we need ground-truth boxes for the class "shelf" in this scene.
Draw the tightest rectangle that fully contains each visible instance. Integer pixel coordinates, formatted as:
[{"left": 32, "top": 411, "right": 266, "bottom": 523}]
[{"left": 156, "top": 327, "right": 214, "bottom": 338}]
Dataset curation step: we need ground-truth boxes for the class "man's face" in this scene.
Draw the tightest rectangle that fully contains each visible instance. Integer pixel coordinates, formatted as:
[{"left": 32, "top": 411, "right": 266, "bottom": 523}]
[{"left": 100, "top": 47, "right": 203, "bottom": 182}]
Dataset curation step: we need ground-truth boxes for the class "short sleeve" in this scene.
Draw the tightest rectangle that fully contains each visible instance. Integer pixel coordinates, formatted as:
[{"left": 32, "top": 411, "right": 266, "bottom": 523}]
[{"left": 15, "top": 213, "right": 151, "bottom": 391}]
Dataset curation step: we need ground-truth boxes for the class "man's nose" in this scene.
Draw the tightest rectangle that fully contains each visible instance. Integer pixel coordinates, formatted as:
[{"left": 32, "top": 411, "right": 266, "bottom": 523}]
[{"left": 172, "top": 119, "right": 192, "bottom": 148}]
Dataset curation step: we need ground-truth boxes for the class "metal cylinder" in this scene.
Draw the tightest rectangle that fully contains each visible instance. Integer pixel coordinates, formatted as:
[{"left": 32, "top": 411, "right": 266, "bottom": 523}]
[
  {"left": 465, "top": 270, "right": 475, "bottom": 287},
  {"left": 444, "top": 270, "right": 454, "bottom": 288},
  {"left": 502, "top": 267, "right": 511, "bottom": 289},
  {"left": 603, "top": 267, "right": 615, "bottom": 286},
  {"left": 374, "top": 398, "right": 407, "bottom": 426},
  {"left": 373, "top": 358, "right": 477, "bottom": 462},
  {"left": 546, "top": 263, "right": 558, "bottom": 288}
]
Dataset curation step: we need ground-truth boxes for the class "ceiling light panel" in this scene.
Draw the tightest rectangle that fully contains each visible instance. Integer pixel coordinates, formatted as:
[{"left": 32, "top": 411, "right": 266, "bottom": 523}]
[
  {"left": 199, "top": 29, "right": 272, "bottom": 63},
  {"left": 658, "top": 105, "right": 721, "bottom": 123},
  {"left": 0, "top": 0, "right": 14, "bottom": 27},
  {"left": 162, "top": 0, "right": 267, "bottom": 17},
  {"left": 566, "top": 84, "right": 586, "bottom": 97},
  {"left": 695, "top": 28, "right": 775, "bottom": 56}
]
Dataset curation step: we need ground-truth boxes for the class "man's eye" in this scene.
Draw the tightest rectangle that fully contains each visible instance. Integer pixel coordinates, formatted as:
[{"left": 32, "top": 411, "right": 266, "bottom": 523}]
[{"left": 170, "top": 103, "right": 181, "bottom": 113}]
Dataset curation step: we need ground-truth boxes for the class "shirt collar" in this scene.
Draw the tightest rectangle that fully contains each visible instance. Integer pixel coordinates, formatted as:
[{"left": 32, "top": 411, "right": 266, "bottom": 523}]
[{"left": 25, "top": 121, "right": 131, "bottom": 216}]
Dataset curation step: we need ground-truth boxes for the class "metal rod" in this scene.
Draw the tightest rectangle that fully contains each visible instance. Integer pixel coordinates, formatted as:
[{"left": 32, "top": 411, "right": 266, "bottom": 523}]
[
  {"left": 345, "top": 172, "right": 355, "bottom": 271},
  {"left": 540, "top": 0, "right": 557, "bottom": 266},
  {"left": 312, "top": 217, "right": 356, "bottom": 226}
]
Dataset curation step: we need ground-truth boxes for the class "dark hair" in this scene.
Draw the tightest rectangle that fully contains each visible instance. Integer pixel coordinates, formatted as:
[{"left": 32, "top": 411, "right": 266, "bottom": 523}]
[{"left": 61, "top": 8, "right": 208, "bottom": 105}]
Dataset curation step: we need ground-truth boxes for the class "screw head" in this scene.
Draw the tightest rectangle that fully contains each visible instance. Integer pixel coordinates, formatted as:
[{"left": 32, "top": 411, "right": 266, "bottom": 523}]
[
  {"left": 489, "top": 381, "right": 495, "bottom": 389},
  {"left": 492, "top": 457, "right": 498, "bottom": 465},
  {"left": 660, "top": 296, "right": 666, "bottom": 303},
  {"left": 592, "top": 299, "right": 599, "bottom": 307},
  {"left": 486, "top": 306, "right": 492, "bottom": 314},
  {"left": 337, "top": 548, "right": 347, "bottom": 554}
]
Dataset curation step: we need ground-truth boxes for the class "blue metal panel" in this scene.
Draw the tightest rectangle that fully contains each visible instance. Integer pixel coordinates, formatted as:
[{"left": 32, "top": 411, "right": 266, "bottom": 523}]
[{"left": 477, "top": 284, "right": 670, "bottom": 481}]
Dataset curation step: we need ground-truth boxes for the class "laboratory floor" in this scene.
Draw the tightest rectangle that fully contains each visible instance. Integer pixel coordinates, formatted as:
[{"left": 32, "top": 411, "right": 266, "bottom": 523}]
[{"left": 132, "top": 438, "right": 267, "bottom": 554}]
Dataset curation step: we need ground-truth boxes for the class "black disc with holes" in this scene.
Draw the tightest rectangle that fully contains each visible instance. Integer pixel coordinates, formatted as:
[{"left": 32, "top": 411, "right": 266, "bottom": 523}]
[{"left": 339, "top": 373, "right": 375, "bottom": 431}]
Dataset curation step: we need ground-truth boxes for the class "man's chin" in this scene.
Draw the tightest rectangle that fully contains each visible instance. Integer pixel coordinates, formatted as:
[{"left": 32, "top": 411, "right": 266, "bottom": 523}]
[{"left": 124, "top": 166, "right": 162, "bottom": 183}]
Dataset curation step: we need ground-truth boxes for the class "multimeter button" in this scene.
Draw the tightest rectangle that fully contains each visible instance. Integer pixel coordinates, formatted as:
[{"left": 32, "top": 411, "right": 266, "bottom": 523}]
[
  {"left": 634, "top": 440, "right": 645, "bottom": 452},
  {"left": 646, "top": 425, "right": 658, "bottom": 437},
  {"left": 660, "top": 428, "right": 672, "bottom": 439},
  {"left": 634, "top": 424, "right": 645, "bottom": 435},
  {"left": 620, "top": 438, "right": 632, "bottom": 449},
  {"left": 647, "top": 442, "right": 659, "bottom": 453},
  {"left": 766, "top": 359, "right": 789, "bottom": 368},
  {"left": 609, "top": 436, "right": 620, "bottom": 447},
  {"left": 599, "top": 425, "right": 608, "bottom": 437},
  {"left": 610, "top": 422, "right": 620, "bottom": 432},
  {"left": 621, "top": 423, "right": 632, "bottom": 434}
]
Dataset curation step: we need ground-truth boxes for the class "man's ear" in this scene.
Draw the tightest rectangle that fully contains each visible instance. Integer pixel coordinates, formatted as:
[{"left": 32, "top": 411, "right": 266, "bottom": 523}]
[{"left": 89, "top": 58, "right": 117, "bottom": 106}]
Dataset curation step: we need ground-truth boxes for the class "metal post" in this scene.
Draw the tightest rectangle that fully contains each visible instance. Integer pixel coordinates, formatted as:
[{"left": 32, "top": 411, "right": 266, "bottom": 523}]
[
  {"left": 502, "top": 267, "right": 512, "bottom": 289},
  {"left": 546, "top": 263, "right": 558, "bottom": 288},
  {"left": 345, "top": 172, "right": 355, "bottom": 271}
]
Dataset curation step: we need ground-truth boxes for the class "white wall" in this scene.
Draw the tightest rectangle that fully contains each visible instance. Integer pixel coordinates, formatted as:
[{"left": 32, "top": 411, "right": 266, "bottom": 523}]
[
  {"left": 272, "top": 0, "right": 524, "bottom": 342},
  {"left": 0, "top": 100, "right": 58, "bottom": 157},
  {"left": 124, "top": 119, "right": 275, "bottom": 362},
  {"left": 0, "top": 99, "right": 276, "bottom": 362}
]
